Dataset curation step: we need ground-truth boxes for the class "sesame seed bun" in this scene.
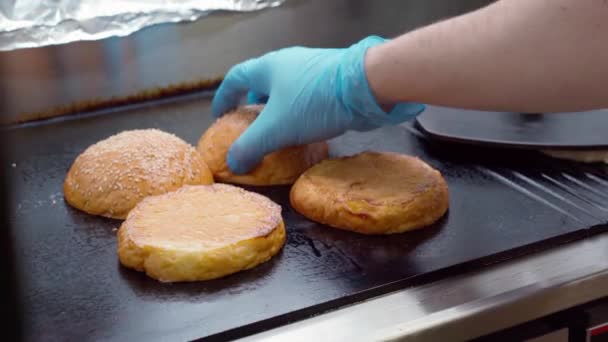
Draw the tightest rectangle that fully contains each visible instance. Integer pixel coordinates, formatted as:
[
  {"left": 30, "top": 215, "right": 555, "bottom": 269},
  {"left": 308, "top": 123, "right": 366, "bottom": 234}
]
[{"left": 64, "top": 129, "right": 214, "bottom": 219}]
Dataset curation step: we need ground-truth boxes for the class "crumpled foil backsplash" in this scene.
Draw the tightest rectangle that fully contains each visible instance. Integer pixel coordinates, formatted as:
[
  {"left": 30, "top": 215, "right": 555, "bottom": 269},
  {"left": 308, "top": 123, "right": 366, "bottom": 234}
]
[{"left": 0, "top": 0, "right": 284, "bottom": 51}]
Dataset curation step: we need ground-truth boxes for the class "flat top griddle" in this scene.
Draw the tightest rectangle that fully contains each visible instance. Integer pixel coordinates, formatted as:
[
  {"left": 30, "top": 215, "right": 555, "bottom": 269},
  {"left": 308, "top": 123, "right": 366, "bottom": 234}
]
[{"left": 5, "top": 94, "right": 608, "bottom": 342}]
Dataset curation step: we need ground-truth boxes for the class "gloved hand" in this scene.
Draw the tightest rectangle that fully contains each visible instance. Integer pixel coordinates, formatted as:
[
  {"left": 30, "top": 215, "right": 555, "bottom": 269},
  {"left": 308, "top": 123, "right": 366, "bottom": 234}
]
[{"left": 211, "top": 35, "right": 425, "bottom": 174}]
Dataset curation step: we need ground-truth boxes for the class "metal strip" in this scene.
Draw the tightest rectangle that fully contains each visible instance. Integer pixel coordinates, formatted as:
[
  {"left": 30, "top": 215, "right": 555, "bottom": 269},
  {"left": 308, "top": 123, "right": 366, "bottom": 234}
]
[{"left": 240, "top": 233, "right": 608, "bottom": 342}]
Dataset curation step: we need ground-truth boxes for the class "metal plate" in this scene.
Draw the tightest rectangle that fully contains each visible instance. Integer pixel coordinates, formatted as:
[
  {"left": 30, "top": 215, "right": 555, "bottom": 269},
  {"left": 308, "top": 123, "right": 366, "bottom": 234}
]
[
  {"left": 5, "top": 94, "right": 608, "bottom": 341},
  {"left": 416, "top": 106, "right": 608, "bottom": 150}
]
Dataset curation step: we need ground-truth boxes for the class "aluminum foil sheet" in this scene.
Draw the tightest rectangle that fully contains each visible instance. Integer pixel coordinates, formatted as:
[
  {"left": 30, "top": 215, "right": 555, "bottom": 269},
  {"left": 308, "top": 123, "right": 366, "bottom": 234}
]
[{"left": 0, "top": 0, "right": 284, "bottom": 51}]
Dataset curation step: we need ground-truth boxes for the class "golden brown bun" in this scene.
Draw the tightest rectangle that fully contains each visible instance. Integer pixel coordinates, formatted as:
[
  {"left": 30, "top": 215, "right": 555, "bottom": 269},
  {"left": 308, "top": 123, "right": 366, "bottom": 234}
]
[
  {"left": 197, "top": 105, "right": 329, "bottom": 185},
  {"left": 64, "top": 129, "right": 213, "bottom": 219},
  {"left": 117, "top": 184, "right": 286, "bottom": 282},
  {"left": 290, "top": 151, "right": 449, "bottom": 234}
]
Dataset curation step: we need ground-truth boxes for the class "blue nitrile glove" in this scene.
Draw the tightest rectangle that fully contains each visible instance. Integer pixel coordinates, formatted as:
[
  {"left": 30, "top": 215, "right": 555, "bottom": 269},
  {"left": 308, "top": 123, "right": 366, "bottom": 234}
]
[{"left": 211, "top": 36, "right": 425, "bottom": 174}]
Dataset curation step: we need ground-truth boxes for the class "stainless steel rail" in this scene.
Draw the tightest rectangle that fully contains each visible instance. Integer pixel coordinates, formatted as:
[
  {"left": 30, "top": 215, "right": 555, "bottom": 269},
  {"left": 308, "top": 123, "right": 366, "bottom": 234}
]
[{"left": 241, "top": 233, "right": 608, "bottom": 341}]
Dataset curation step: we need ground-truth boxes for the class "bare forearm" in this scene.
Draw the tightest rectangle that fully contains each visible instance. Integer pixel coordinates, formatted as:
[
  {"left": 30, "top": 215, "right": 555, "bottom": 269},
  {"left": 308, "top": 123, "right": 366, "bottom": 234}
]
[{"left": 366, "top": 0, "right": 608, "bottom": 113}]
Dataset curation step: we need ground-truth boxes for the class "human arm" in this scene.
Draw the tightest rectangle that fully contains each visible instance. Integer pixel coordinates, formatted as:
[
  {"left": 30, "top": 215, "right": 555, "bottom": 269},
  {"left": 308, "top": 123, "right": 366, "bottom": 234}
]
[
  {"left": 212, "top": 0, "right": 608, "bottom": 174},
  {"left": 366, "top": 0, "right": 608, "bottom": 113}
]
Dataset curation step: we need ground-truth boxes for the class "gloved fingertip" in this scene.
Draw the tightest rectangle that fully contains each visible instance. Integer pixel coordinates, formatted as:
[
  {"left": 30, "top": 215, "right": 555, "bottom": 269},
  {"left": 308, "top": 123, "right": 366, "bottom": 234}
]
[
  {"left": 211, "top": 100, "right": 230, "bottom": 118},
  {"left": 211, "top": 86, "right": 239, "bottom": 118},
  {"left": 226, "top": 143, "right": 262, "bottom": 175},
  {"left": 212, "top": 59, "right": 264, "bottom": 117}
]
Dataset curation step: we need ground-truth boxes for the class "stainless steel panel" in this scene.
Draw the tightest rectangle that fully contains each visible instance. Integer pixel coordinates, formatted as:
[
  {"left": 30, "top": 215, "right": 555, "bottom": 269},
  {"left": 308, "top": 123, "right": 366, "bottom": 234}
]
[
  {"left": 0, "top": 0, "right": 493, "bottom": 123},
  {"left": 240, "top": 233, "right": 608, "bottom": 342}
]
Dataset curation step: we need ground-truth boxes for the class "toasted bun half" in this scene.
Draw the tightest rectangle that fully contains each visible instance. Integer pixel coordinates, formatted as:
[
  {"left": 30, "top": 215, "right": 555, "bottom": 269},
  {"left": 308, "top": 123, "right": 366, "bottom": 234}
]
[
  {"left": 290, "top": 151, "right": 449, "bottom": 234},
  {"left": 118, "top": 184, "right": 285, "bottom": 282}
]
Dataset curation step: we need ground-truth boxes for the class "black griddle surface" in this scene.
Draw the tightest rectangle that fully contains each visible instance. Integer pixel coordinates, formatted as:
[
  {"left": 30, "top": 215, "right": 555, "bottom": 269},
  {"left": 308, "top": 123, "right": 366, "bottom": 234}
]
[
  {"left": 417, "top": 106, "right": 608, "bottom": 149},
  {"left": 5, "top": 95, "right": 608, "bottom": 341}
]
